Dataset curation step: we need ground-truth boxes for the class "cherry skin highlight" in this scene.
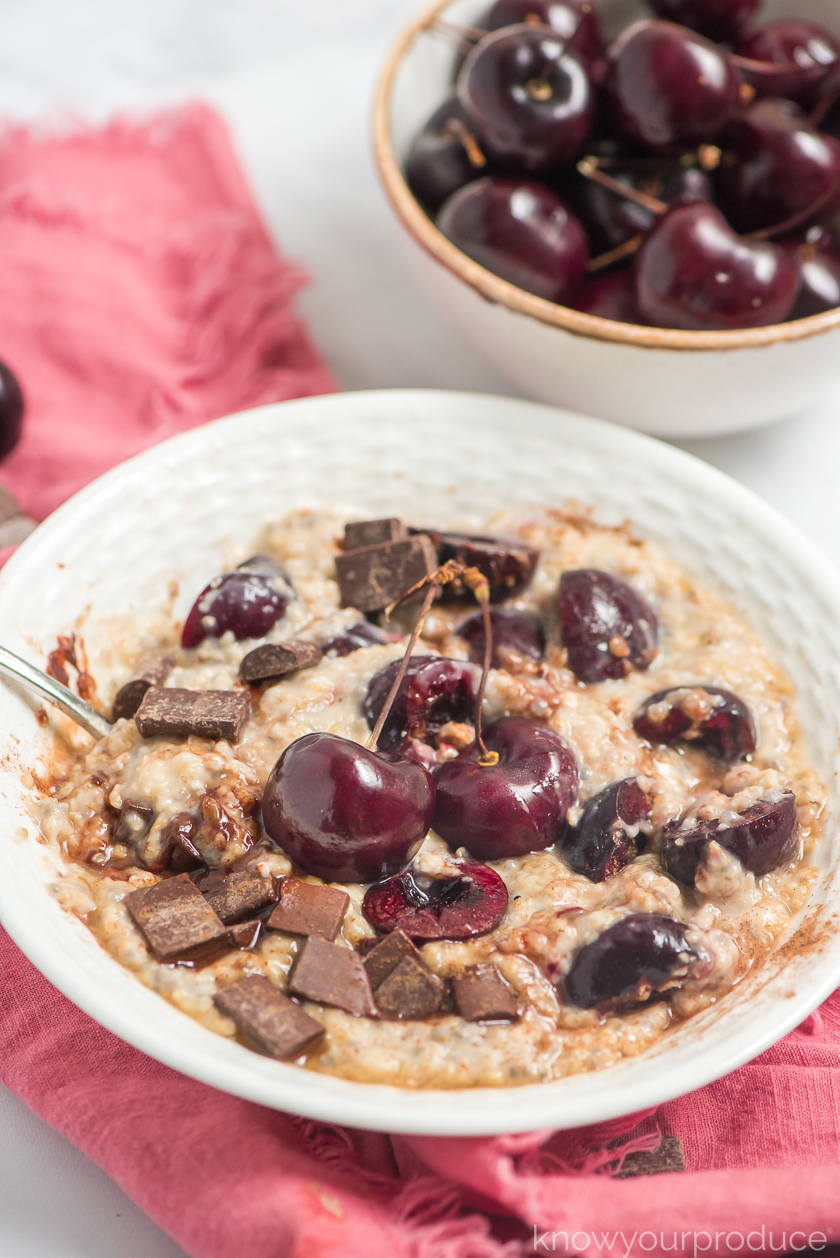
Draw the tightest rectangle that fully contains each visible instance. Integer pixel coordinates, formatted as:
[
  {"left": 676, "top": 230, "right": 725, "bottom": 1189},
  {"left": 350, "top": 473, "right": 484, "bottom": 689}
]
[
  {"left": 735, "top": 21, "right": 840, "bottom": 109},
  {"left": 362, "top": 861, "right": 508, "bottom": 941},
  {"left": 182, "top": 556, "right": 291, "bottom": 648},
  {"left": 563, "top": 913, "right": 703, "bottom": 1008},
  {"left": 560, "top": 778, "right": 650, "bottom": 882},
  {"left": 479, "top": 0, "right": 607, "bottom": 83}
]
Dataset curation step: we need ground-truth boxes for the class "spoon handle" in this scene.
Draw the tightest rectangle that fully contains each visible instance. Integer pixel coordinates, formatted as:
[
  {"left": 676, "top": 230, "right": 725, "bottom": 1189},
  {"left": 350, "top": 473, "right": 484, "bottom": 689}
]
[{"left": 0, "top": 645, "right": 112, "bottom": 740}]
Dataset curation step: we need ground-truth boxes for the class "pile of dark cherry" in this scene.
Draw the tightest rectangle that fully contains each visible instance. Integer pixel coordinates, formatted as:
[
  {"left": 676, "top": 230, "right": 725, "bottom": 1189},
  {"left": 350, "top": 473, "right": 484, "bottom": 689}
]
[
  {"left": 109, "top": 515, "right": 798, "bottom": 1062},
  {"left": 405, "top": 0, "right": 840, "bottom": 330}
]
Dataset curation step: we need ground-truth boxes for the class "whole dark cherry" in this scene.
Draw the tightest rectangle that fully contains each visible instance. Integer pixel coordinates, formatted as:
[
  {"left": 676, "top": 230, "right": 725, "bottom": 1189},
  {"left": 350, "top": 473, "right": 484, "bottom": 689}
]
[
  {"left": 432, "top": 717, "right": 578, "bottom": 861},
  {"left": 458, "top": 607, "right": 545, "bottom": 671},
  {"left": 437, "top": 178, "right": 589, "bottom": 304},
  {"left": 458, "top": 24, "right": 595, "bottom": 173},
  {"left": 479, "top": 0, "right": 608, "bottom": 83},
  {"left": 558, "top": 569, "right": 658, "bottom": 683},
  {"left": 362, "top": 860, "right": 508, "bottom": 940},
  {"left": 406, "top": 97, "right": 489, "bottom": 214},
  {"left": 783, "top": 228, "right": 840, "bottom": 320},
  {"left": 662, "top": 790, "right": 798, "bottom": 882},
  {"left": 322, "top": 620, "right": 386, "bottom": 657},
  {"left": 563, "top": 913, "right": 705, "bottom": 1009},
  {"left": 560, "top": 778, "right": 650, "bottom": 882},
  {"left": 0, "top": 360, "right": 24, "bottom": 462},
  {"left": 432, "top": 530, "right": 540, "bottom": 603},
  {"left": 633, "top": 686, "right": 756, "bottom": 761},
  {"left": 635, "top": 203, "right": 800, "bottom": 331},
  {"left": 648, "top": 0, "right": 760, "bottom": 46},
  {"left": 261, "top": 732, "right": 434, "bottom": 884},
  {"left": 182, "top": 556, "right": 291, "bottom": 648},
  {"left": 735, "top": 21, "right": 840, "bottom": 110},
  {"left": 574, "top": 268, "right": 645, "bottom": 324},
  {"left": 606, "top": 21, "right": 741, "bottom": 151},
  {"left": 566, "top": 168, "right": 659, "bottom": 254},
  {"left": 363, "top": 656, "right": 480, "bottom": 754}
]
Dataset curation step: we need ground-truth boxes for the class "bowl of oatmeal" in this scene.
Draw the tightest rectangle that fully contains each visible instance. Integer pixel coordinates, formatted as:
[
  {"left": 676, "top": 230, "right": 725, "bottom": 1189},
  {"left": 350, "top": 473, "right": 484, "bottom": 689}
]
[{"left": 0, "top": 387, "right": 838, "bottom": 1135}]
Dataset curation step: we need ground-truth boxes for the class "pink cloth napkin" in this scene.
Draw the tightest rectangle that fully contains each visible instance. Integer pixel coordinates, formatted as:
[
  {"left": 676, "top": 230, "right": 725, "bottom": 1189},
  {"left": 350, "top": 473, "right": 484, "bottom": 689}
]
[{"left": 0, "top": 102, "right": 838, "bottom": 1258}]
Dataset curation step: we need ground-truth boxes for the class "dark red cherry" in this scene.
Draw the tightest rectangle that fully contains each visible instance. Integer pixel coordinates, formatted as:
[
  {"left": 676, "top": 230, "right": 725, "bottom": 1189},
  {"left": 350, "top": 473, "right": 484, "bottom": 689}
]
[
  {"left": 560, "top": 778, "right": 650, "bottom": 882},
  {"left": 783, "top": 228, "right": 840, "bottom": 319},
  {"left": 574, "top": 267, "right": 645, "bottom": 324},
  {"left": 261, "top": 732, "right": 434, "bottom": 883},
  {"left": 567, "top": 168, "right": 659, "bottom": 253},
  {"left": 633, "top": 686, "right": 756, "bottom": 761},
  {"left": 437, "top": 177, "right": 589, "bottom": 303},
  {"left": 182, "top": 556, "right": 291, "bottom": 648},
  {"left": 606, "top": 21, "right": 741, "bottom": 151},
  {"left": 735, "top": 21, "right": 840, "bottom": 109},
  {"left": 0, "top": 360, "right": 24, "bottom": 462},
  {"left": 648, "top": 0, "right": 760, "bottom": 46},
  {"left": 635, "top": 203, "right": 800, "bottom": 331},
  {"left": 432, "top": 717, "right": 578, "bottom": 861},
  {"left": 458, "top": 607, "right": 545, "bottom": 670},
  {"left": 558, "top": 569, "right": 658, "bottom": 683},
  {"left": 563, "top": 913, "right": 702, "bottom": 1009},
  {"left": 480, "top": 0, "right": 607, "bottom": 83},
  {"left": 661, "top": 165, "right": 713, "bottom": 208},
  {"left": 405, "top": 97, "right": 489, "bottom": 215},
  {"left": 362, "top": 860, "right": 508, "bottom": 941},
  {"left": 322, "top": 620, "right": 386, "bottom": 657},
  {"left": 432, "top": 530, "right": 540, "bottom": 603},
  {"left": 363, "top": 656, "right": 480, "bottom": 754},
  {"left": 716, "top": 100, "right": 840, "bottom": 235},
  {"left": 662, "top": 790, "right": 798, "bottom": 882},
  {"left": 458, "top": 25, "right": 595, "bottom": 173}
]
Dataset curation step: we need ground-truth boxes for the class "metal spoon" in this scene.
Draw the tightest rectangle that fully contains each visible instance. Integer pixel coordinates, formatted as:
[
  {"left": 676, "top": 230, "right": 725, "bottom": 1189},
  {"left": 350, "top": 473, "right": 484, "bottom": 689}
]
[{"left": 0, "top": 645, "right": 112, "bottom": 740}]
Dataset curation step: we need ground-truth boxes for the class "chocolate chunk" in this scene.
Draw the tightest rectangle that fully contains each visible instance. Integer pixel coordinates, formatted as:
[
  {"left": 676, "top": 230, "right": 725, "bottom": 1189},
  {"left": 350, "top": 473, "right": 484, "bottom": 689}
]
[
  {"left": 239, "top": 640, "right": 323, "bottom": 683},
  {"left": 615, "top": 1136, "right": 686, "bottom": 1178},
  {"left": 214, "top": 974, "right": 324, "bottom": 1060},
  {"left": 335, "top": 535, "right": 437, "bottom": 613},
  {"left": 202, "top": 867, "right": 278, "bottom": 925},
  {"left": 135, "top": 687, "right": 250, "bottom": 743},
  {"left": 344, "top": 518, "right": 407, "bottom": 550},
  {"left": 267, "top": 879, "right": 349, "bottom": 941},
  {"left": 452, "top": 964, "right": 517, "bottom": 1022},
  {"left": 373, "top": 956, "right": 446, "bottom": 1020},
  {"left": 164, "top": 812, "right": 205, "bottom": 873},
  {"left": 125, "top": 873, "right": 229, "bottom": 963},
  {"left": 363, "top": 929, "right": 422, "bottom": 991},
  {"left": 228, "top": 919, "right": 263, "bottom": 950},
  {"left": 112, "top": 654, "right": 176, "bottom": 722},
  {"left": 113, "top": 800, "right": 154, "bottom": 847},
  {"left": 289, "top": 936, "right": 378, "bottom": 1017}
]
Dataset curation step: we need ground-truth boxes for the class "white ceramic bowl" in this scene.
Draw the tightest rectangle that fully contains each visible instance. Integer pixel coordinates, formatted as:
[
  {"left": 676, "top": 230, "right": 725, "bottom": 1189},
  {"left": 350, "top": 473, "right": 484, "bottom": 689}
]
[
  {"left": 1, "top": 388, "right": 839, "bottom": 1135},
  {"left": 374, "top": 0, "right": 840, "bottom": 438}
]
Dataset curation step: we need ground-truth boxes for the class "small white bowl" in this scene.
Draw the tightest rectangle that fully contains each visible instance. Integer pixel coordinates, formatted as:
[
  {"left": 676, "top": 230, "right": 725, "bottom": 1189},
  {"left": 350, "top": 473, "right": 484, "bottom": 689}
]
[
  {"left": 373, "top": 0, "right": 840, "bottom": 438},
  {"left": 0, "top": 388, "right": 839, "bottom": 1135}
]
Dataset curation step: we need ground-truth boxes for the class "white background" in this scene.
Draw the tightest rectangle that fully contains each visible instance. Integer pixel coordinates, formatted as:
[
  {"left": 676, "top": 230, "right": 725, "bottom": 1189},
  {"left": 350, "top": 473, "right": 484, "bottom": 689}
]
[{"left": 0, "top": 1, "right": 839, "bottom": 1253}]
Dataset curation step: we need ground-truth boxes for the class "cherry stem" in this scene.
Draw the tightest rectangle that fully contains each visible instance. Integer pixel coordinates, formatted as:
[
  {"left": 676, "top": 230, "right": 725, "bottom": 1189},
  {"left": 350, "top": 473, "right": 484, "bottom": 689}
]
[
  {"left": 443, "top": 117, "right": 486, "bottom": 168},
  {"left": 729, "top": 53, "right": 807, "bottom": 75},
  {"left": 577, "top": 158, "right": 668, "bottom": 215},
  {"left": 458, "top": 569, "right": 498, "bottom": 767},
  {"left": 429, "top": 18, "right": 487, "bottom": 45},
  {"left": 365, "top": 578, "right": 440, "bottom": 752},
  {"left": 586, "top": 233, "right": 644, "bottom": 273},
  {"left": 743, "top": 174, "right": 840, "bottom": 241}
]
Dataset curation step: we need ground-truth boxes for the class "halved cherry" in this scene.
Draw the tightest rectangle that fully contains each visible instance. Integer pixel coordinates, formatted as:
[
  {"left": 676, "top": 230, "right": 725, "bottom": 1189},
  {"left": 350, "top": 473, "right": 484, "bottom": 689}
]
[
  {"left": 563, "top": 913, "right": 703, "bottom": 1008},
  {"left": 363, "top": 655, "right": 480, "bottom": 753},
  {"left": 458, "top": 607, "right": 545, "bottom": 671},
  {"left": 559, "top": 569, "right": 658, "bottom": 683},
  {"left": 182, "top": 556, "right": 292, "bottom": 648},
  {"left": 362, "top": 861, "right": 508, "bottom": 941},
  {"left": 560, "top": 778, "right": 650, "bottom": 882},
  {"left": 418, "top": 529, "right": 539, "bottom": 603},
  {"left": 634, "top": 686, "right": 755, "bottom": 761},
  {"left": 661, "top": 790, "right": 798, "bottom": 882}
]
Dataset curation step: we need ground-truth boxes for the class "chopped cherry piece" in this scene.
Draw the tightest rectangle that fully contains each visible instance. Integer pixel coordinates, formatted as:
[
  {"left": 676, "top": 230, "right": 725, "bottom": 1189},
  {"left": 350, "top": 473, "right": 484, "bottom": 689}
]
[
  {"left": 480, "top": 0, "right": 607, "bottom": 83},
  {"left": 633, "top": 686, "right": 755, "bottom": 761},
  {"left": 322, "top": 620, "right": 386, "bottom": 657},
  {"left": 362, "top": 860, "right": 508, "bottom": 941},
  {"left": 458, "top": 607, "right": 545, "bottom": 670},
  {"left": 662, "top": 791, "right": 798, "bottom": 882},
  {"left": 406, "top": 97, "right": 489, "bottom": 215},
  {"left": 434, "top": 530, "right": 540, "bottom": 603},
  {"left": 363, "top": 656, "right": 480, "bottom": 754},
  {"left": 182, "top": 556, "right": 291, "bottom": 648},
  {"left": 735, "top": 22, "right": 840, "bottom": 110},
  {"left": 261, "top": 732, "right": 434, "bottom": 884},
  {"left": 563, "top": 913, "right": 701, "bottom": 1009},
  {"left": 432, "top": 717, "right": 578, "bottom": 861},
  {"left": 574, "top": 268, "right": 644, "bottom": 325},
  {"left": 561, "top": 778, "right": 650, "bottom": 882},
  {"left": 558, "top": 569, "right": 658, "bottom": 683}
]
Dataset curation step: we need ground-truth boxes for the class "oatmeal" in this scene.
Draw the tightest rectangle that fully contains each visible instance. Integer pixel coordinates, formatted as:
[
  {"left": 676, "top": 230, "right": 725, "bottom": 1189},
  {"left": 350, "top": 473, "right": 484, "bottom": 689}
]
[{"left": 35, "top": 507, "right": 825, "bottom": 1089}]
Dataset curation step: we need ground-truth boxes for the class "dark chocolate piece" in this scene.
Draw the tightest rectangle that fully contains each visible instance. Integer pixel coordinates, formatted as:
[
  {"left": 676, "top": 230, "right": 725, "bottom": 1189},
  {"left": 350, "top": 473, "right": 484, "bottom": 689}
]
[
  {"left": 214, "top": 974, "right": 324, "bottom": 1060},
  {"left": 239, "top": 640, "right": 323, "bottom": 683},
  {"left": 267, "top": 879, "right": 349, "bottom": 941},
  {"left": 135, "top": 687, "right": 250, "bottom": 743},
  {"left": 335, "top": 535, "right": 437, "bottom": 613},
  {"left": 615, "top": 1136, "right": 686, "bottom": 1178},
  {"left": 112, "top": 654, "right": 176, "bottom": 722},
  {"left": 125, "top": 873, "right": 229, "bottom": 963},
  {"left": 202, "top": 867, "right": 278, "bottom": 925},
  {"left": 289, "top": 936, "right": 378, "bottom": 1017},
  {"left": 373, "top": 956, "right": 446, "bottom": 1020},
  {"left": 228, "top": 919, "right": 263, "bottom": 950},
  {"left": 344, "top": 518, "right": 407, "bottom": 550},
  {"left": 363, "top": 929, "right": 422, "bottom": 991},
  {"left": 452, "top": 964, "right": 517, "bottom": 1022},
  {"left": 113, "top": 800, "right": 154, "bottom": 847},
  {"left": 165, "top": 812, "right": 205, "bottom": 873}
]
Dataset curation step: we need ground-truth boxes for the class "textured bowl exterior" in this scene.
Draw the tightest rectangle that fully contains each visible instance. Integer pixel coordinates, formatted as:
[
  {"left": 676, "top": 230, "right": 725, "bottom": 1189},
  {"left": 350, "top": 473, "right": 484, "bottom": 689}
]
[{"left": 0, "top": 388, "right": 839, "bottom": 1135}]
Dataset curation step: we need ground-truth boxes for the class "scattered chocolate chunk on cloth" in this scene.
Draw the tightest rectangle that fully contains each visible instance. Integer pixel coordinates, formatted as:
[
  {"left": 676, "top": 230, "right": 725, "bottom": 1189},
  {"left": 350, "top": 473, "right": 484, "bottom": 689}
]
[
  {"left": 111, "top": 653, "right": 175, "bottom": 721},
  {"left": 289, "top": 936, "right": 378, "bottom": 1018},
  {"left": 335, "top": 535, "right": 437, "bottom": 613},
  {"left": 267, "top": 878, "right": 349, "bottom": 940},
  {"left": 373, "top": 956, "right": 447, "bottom": 1021},
  {"left": 452, "top": 964, "right": 517, "bottom": 1022},
  {"left": 239, "top": 640, "right": 323, "bottom": 683},
  {"left": 124, "top": 873, "right": 229, "bottom": 964},
  {"left": 200, "top": 867, "right": 278, "bottom": 925},
  {"left": 343, "top": 518, "right": 407, "bottom": 550},
  {"left": 135, "top": 687, "right": 250, "bottom": 742},
  {"left": 214, "top": 974, "right": 324, "bottom": 1060},
  {"left": 615, "top": 1135, "right": 686, "bottom": 1178}
]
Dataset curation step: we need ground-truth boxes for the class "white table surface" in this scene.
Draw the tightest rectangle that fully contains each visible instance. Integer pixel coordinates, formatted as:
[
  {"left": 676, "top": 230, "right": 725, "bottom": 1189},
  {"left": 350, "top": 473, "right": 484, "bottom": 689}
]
[{"left": 1, "top": 1, "right": 839, "bottom": 1254}]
